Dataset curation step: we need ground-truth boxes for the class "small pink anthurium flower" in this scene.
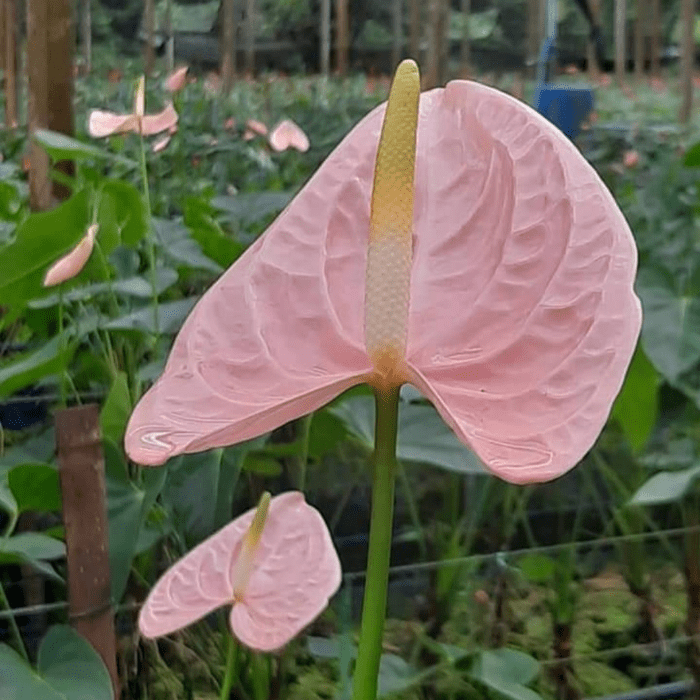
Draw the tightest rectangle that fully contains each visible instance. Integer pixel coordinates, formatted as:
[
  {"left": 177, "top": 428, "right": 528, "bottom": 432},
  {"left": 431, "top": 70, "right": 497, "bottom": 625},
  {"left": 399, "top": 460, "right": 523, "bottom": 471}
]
[
  {"left": 165, "top": 65, "right": 189, "bottom": 93},
  {"left": 125, "top": 60, "right": 641, "bottom": 485},
  {"left": 88, "top": 76, "right": 178, "bottom": 138},
  {"left": 243, "top": 119, "right": 268, "bottom": 141},
  {"left": 269, "top": 119, "right": 310, "bottom": 153},
  {"left": 43, "top": 224, "right": 98, "bottom": 287},
  {"left": 139, "top": 492, "right": 341, "bottom": 652}
]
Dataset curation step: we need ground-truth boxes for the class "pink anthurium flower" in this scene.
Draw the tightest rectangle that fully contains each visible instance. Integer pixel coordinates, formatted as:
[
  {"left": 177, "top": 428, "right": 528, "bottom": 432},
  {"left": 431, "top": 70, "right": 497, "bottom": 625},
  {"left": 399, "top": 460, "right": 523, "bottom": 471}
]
[
  {"left": 125, "top": 61, "right": 641, "bottom": 485},
  {"left": 243, "top": 119, "right": 268, "bottom": 141},
  {"left": 165, "top": 65, "right": 189, "bottom": 93},
  {"left": 139, "top": 492, "right": 341, "bottom": 651},
  {"left": 43, "top": 224, "right": 98, "bottom": 287},
  {"left": 88, "top": 76, "right": 178, "bottom": 138},
  {"left": 269, "top": 119, "right": 310, "bottom": 153}
]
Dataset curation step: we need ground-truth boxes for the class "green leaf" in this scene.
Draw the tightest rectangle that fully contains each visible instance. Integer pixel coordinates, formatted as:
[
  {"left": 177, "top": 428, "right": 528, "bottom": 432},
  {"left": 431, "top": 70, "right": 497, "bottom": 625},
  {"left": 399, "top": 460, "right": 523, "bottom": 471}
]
[
  {"left": 100, "top": 372, "right": 132, "bottom": 445},
  {"left": 331, "top": 396, "right": 485, "bottom": 474},
  {"left": 611, "top": 344, "right": 659, "bottom": 452},
  {"left": 631, "top": 464, "right": 700, "bottom": 505},
  {"left": 0, "top": 335, "right": 72, "bottom": 399},
  {"left": 470, "top": 649, "right": 542, "bottom": 700},
  {"left": 0, "top": 642, "right": 64, "bottom": 700},
  {"left": 637, "top": 265, "right": 700, "bottom": 383},
  {"left": 153, "top": 217, "right": 223, "bottom": 273},
  {"left": 0, "top": 532, "right": 65, "bottom": 560},
  {"left": 104, "top": 298, "right": 198, "bottom": 334},
  {"left": 0, "top": 189, "right": 91, "bottom": 309},
  {"left": 212, "top": 191, "right": 294, "bottom": 226},
  {"left": 37, "top": 625, "right": 114, "bottom": 700},
  {"left": 184, "top": 195, "right": 244, "bottom": 267},
  {"left": 242, "top": 453, "right": 283, "bottom": 477},
  {"left": 100, "top": 179, "right": 146, "bottom": 247},
  {"left": 0, "top": 479, "right": 18, "bottom": 517},
  {"left": 378, "top": 654, "right": 425, "bottom": 698},
  {"left": 8, "top": 464, "right": 62, "bottom": 513},
  {"left": 684, "top": 140, "right": 700, "bottom": 167},
  {"left": 34, "top": 127, "right": 134, "bottom": 168},
  {"left": 518, "top": 553, "right": 556, "bottom": 584}
]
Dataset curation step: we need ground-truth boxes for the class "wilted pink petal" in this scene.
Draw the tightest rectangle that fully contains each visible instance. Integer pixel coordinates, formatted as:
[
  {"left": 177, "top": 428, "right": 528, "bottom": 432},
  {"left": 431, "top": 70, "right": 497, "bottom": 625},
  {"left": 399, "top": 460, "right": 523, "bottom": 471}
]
[
  {"left": 165, "top": 65, "right": 189, "bottom": 93},
  {"left": 269, "top": 119, "right": 310, "bottom": 152},
  {"left": 126, "top": 80, "right": 640, "bottom": 485},
  {"left": 152, "top": 134, "right": 171, "bottom": 153},
  {"left": 139, "top": 492, "right": 341, "bottom": 652},
  {"left": 88, "top": 110, "right": 139, "bottom": 138},
  {"left": 140, "top": 102, "right": 178, "bottom": 136},
  {"left": 43, "top": 224, "right": 98, "bottom": 287}
]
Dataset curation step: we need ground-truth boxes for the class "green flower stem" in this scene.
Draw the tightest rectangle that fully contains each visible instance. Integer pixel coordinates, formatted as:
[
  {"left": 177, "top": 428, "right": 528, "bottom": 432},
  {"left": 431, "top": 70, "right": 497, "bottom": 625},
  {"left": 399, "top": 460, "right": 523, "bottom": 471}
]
[
  {"left": 138, "top": 132, "right": 160, "bottom": 338},
  {"left": 219, "top": 635, "right": 238, "bottom": 700},
  {"left": 352, "top": 384, "right": 400, "bottom": 700}
]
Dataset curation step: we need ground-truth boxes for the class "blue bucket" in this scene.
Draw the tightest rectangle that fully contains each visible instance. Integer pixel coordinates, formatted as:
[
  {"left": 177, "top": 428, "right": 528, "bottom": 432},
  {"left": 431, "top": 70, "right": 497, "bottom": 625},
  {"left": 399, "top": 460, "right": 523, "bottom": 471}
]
[{"left": 534, "top": 84, "right": 594, "bottom": 139}]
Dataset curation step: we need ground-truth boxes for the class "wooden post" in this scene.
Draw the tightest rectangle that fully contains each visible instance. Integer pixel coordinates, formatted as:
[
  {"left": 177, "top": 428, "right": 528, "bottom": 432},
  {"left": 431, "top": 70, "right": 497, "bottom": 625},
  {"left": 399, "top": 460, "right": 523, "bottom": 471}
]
[
  {"left": 408, "top": 0, "right": 420, "bottom": 61},
  {"left": 320, "top": 0, "right": 331, "bottom": 75},
  {"left": 527, "top": 0, "right": 540, "bottom": 78},
  {"left": 679, "top": 0, "right": 695, "bottom": 123},
  {"left": 425, "top": 0, "right": 447, "bottom": 87},
  {"left": 245, "top": 0, "right": 254, "bottom": 77},
  {"left": 4, "top": 0, "right": 17, "bottom": 128},
  {"left": 165, "top": 0, "right": 173, "bottom": 73},
  {"left": 57, "top": 405, "right": 119, "bottom": 697},
  {"left": 143, "top": 0, "right": 155, "bottom": 76},
  {"left": 460, "top": 0, "right": 470, "bottom": 77},
  {"left": 614, "top": 0, "right": 626, "bottom": 86},
  {"left": 650, "top": 0, "right": 660, "bottom": 77},
  {"left": 634, "top": 0, "right": 644, "bottom": 81},
  {"left": 392, "top": 0, "right": 402, "bottom": 69},
  {"left": 221, "top": 0, "right": 235, "bottom": 91},
  {"left": 438, "top": 0, "right": 448, "bottom": 84},
  {"left": 335, "top": 0, "right": 349, "bottom": 74},
  {"left": 586, "top": 0, "right": 599, "bottom": 80},
  {"left": 80, "top": 0, "right": 91, "bottom": 74}
]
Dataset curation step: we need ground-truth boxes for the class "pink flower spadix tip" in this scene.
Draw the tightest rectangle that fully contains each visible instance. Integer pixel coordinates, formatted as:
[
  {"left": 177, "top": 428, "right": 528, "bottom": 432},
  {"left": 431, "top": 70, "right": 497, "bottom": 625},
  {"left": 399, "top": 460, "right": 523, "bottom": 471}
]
[
  {"left": 138, "top": 492, "right": 341, "bottom": 651},
  {"left": 125, "top": 59, "right": 641, "bottom": 485},
  {"left": 88, "top": 76, "right": 178, "bottom": 138},
  {"left": 43, "top": 224, "right": 98, "bottom": 287},
  {"left": 269, "top": 119, "right": 310, "bottom": 152}
]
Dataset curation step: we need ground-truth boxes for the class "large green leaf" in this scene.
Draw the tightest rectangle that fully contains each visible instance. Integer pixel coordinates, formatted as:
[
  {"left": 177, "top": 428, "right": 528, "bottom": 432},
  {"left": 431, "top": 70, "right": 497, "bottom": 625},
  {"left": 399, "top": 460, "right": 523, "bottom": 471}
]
[
  {"left": 611, "top": 344, "right": 660, "bottom": 452},
  {"left": 184, "top": 195, "right": 244, "bottom": 267},
  {"left": 470, "top": 649, "right": 542, "bottom": 700},
  {"left": 153, "top": 217, "right": 223, "bottom": 273},
  {"left": 637, "top": 265, "right": 700, "bottom": 383},
  {"left": 8, "top": 464, "right": 62, "bottom": 513},
  {"left": 0, "top": 624, "right": 113, "bottom": 700},
  {"left": 99, "top": 179, "right": 147, "bottom": 248},
  {"left": 331, "top": 396, "right": 485, "bottom": 474},
  {"left": 212, "top": 191, "right": 293, "bottom": 226},
  {"left": 34, "top": 128, "right": 133, "bottom": 169},
  {"left": 104, "top": 298, "right": 198, "bottom": 334},
  {"left": 378, "top": 654, "right": 425, "bottom": 698},
  {"left": 0, "top": 189, "right": 91, "bottom": 309},
  {"left": 100, "top": 372, "right": 132, "bottom": 445},
  {"left": 631, "top": 464, "right": 700, "bottom": 505},
  {"left": 0, "top": 532, "right": 65, "bottom": 581}
]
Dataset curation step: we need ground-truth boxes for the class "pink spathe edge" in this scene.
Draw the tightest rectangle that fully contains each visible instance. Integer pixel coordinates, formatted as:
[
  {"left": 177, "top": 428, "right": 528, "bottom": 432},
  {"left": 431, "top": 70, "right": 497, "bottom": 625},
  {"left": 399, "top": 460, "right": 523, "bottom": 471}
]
[
  {"left": 125, "top": 80, "right": 641, "bottom": 485},
  {"left": 138, "top": 492, "right": 342, "bottom": 652},
  {"left": 165, "top": 65, "right": 189, "bottom": 93},
  {"left": 269, "top": 119, "right": 310, "bottom": 152},
  {"left": 88, "top": 103, "right": 178, "bottom": 138},
  {"left": 43, "top": 224, "right": 99, "bottom": 287}
]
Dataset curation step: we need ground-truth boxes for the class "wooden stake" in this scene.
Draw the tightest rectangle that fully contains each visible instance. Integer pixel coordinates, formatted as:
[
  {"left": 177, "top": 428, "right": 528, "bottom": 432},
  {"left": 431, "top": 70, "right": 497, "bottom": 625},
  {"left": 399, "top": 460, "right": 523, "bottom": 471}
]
[
  {"left": 335, "top": 0, "right": 348, "bottom": 74},
  {"left": 408, "top": 0, "right": 420, "bottom": 61},
  {"left": 245, "top": 0, "right": 255, "bottom": 77},
  {"left": 4, "top": 0, "right": 17, "bottom": 129},
  {"left": 392, "top": 0, "right": 402, "bottom": 70},
  {"left": 320, "top": 0, "right": 331, "bottom": 75},
  {"left": 144, "top": 0, "right": 155, "bottom": 76},
  {"left": 679, "top": 0, "right": 695, "bottom": 123},
  {"left": 527, "top": 0, "right": 540, "bottom": 77},
  {"left": 221, "top": 0, "right": 236, "bottom": 91},
  {"left": 57, "top": 405, "right": 119, "bottom": 697},
  {"left": 614, "top": 0, "right": 626, "bottom": 86}
]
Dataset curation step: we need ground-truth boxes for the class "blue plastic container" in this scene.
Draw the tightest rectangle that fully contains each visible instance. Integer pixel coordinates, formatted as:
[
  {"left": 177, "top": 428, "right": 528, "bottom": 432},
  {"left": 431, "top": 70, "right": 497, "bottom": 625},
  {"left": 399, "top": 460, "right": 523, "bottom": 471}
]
[{"left": 534, "top": 84, "right": 594, "bottom": 139}]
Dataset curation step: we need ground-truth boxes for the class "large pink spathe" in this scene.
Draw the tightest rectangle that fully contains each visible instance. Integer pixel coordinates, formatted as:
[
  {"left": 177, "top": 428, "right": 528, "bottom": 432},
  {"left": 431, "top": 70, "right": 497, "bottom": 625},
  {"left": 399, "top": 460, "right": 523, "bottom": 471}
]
[
  {"left": 125, "top": 80, "right": 641, "bottom": 484},
  {"left": 139, "top": 492, "right": 341, "bottom": 651}
]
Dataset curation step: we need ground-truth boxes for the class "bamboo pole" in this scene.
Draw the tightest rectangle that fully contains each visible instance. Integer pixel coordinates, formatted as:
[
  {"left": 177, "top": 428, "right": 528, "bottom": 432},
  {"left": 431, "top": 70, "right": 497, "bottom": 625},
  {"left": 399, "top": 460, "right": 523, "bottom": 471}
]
[
  {"left": 679, "top": 0, "right": 695, "bottom": 123},
  {"left": 634, "top": 0, "right": 644, "bottom": 81},
  {"left": 221, "top": 0, "right": 235, "bottom": 91},
  {"left": 336, "top": 0, "right": 349, "bottom": 74},
  {"left": 57, "top": 405, "right": 119, "bottom": 698},
  {"left": 614, "top": 0, "right": 626, "bottom": 86},
  {"left": 408, "top": 0, "right": 420, "bottom": 61},
  {"left": 144, "top": 0, "right": 155, "bottom": 76},
  {"left": 460, "top": 0, "right": 471, "bottom": 77},
  {"left": 4, "top": 0, "right": 17, "bottom": 128},
  {"left": 320, "top": 0, "right": 331, "bottom": 75},
  {"left": 392, "top": 0, "right": 403, "bottom": 69},
  {"left": 245, "top": 0, "right": 255, "bottom": 77}
]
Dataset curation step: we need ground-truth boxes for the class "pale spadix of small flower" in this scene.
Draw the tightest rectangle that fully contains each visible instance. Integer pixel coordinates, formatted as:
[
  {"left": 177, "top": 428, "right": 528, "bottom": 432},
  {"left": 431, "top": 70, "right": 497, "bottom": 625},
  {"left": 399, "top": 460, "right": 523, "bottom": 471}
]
[
  {"left": 269, "top": 119, "right": 310, "bottom": 153},
  {"left": 125, "top": 59, "right": 641, "bottom": 485},
  {"left": 165, "top": 65, "right": 189, "bottom": 93},
  {"left": 43, "top": 224, "right": 98, "bottom": 287},
  {"left": 87, "top": 76, "right": 178, "bottom": 138},
  {"left": 138, "top": 492, "right": 342, "bottom": 652}
]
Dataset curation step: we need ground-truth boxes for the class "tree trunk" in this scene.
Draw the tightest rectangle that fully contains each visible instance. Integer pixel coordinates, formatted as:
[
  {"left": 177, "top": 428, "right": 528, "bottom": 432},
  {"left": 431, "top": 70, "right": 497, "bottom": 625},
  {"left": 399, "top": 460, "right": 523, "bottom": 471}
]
[
  {"left": 634, "top": 0, "right": 644, "bottom": 81},
  {"left": 143, "top": 0, "right": 155, "bottom": 76},
  {"left": 424, "top": 0, "right": 447, "bottom": 87},
  {"left": 650, "top": 0, "right": 660, "bottom": 77},
  {"left": 527, "top": 0, "right": 540, "bottom": 77},
  {"left": 221, "top": 0, "right": 235, "bottom": 91},
  {"left": 320, "top": 0, "right": 330, "bottom": 75},
  {"left": 408, "top": 0, "right": 420, "bottom": 61},
  {"left": 81, "top": 0, "right": 91, "bottom": 74},
  {"left": 586, "top": 0, "right": 598, "bottom": 80},
  {"left": 679, "top": 0, "right": 695, "bottom": 123},
  {"left": 392, "top": 0, "right": 402, "bottom": 69},
  {"left": 335, "top": 0, "right": 349, "bottom": 74},
  {"left": 165, "top": 0, "right": 173, "bottom": 72},
  {"left": 4, "top": 0, "right": 17, "bottom": 128},
  {"left": 245, "top": 0, "right": 254, "bottom": 77},
  {"left": 614, "top": 0, "right": 626, "bottom": 86}
]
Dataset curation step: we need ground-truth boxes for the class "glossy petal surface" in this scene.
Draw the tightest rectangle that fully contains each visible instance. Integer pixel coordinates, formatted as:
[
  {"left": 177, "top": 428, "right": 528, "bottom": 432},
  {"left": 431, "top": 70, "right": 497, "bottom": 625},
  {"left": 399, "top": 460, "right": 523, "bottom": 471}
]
[
  {"left": 43, "top": 224, "right": 98, "bottom": 286},
  {"left": 165, "top": 65, "right": 189, "bottom": 93},
  {"left": 126, "top": 80, "right": 640, "bottom": 483},
  {"left": 140, "top": 103, "right": 179, "bottom": 136},
  {"left": 269, "top": 119, "right": 310, "bottom": 152},
  {"left": 88, "top": 110, "right": 138, "bottom": 138},
  {"left": 139, "top": 492, "right": 341, "bottom": 650}
]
